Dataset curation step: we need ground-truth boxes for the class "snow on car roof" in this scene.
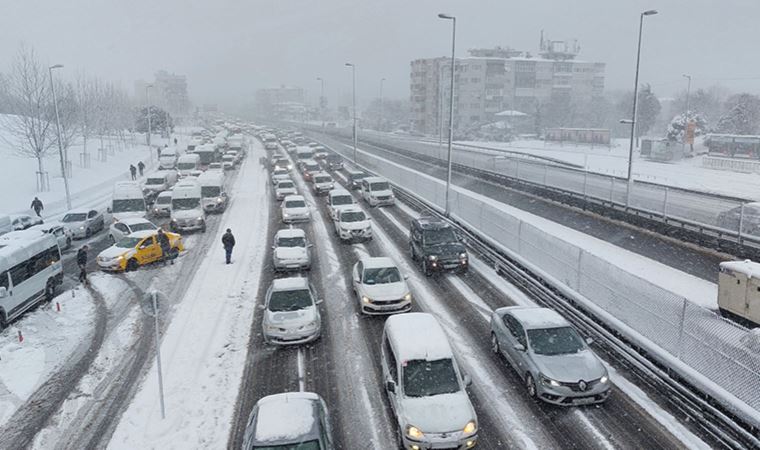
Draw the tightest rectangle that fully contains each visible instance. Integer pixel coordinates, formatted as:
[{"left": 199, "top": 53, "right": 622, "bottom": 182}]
[
  {"left": 276, "top": 228, "right": 306, "bottom": 238},
  {"left": 0, "top": 229, "right": 45, "bottom": 241},
  {"left": 502, "top": 306, "right": 569, "bottom": 329},
  {"left": 283, "top": 195, "right": 305, "bottom": 202},
  {"left": 720, "top": 259, "right": 760, "bottom": 279},
  {"left": 119, "top": 217, "right": 154, "bottom": 226},
  {"left": 271, "top": 276, "right": 309, "bottom": 291},
  {"left": 361, "top": 256, "right": 397, "bottom": 269},
  {"left": 339, "top": 206, "right": 364, "bottom": 214},
  {"left": 329, "top": 189, "right": 351, "bottom": 196},
  {"left": 128, "top": 230, "right": 157, "bottom": 239},
  {"left": 385, "top": 313, "right": 453, "bottom": 362},
  {"left": 63, "top": 209, "right": 90, "bottom": 215}
]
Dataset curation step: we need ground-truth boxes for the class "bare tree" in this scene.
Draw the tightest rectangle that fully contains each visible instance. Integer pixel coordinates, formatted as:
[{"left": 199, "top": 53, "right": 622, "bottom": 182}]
[
  {"left": 74, "top": 73, "right": 97, "bottom": 161},
  {"left": 0, "top": 45, "right": 57, "bottom": 191}
]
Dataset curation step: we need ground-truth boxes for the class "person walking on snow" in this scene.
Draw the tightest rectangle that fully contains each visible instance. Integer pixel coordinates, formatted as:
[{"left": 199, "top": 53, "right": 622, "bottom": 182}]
[
  {"left": 129, "top": 164, "right": 137, "bottom": 180},
  {"left": 174, "top": 137, "right": 178, "bottom": 145},
  {"left": 137, "top": 160, "right": 145, "bottom": 177},
  {"left": 222, "top": 228, "right": 235, "bottom": 264},
  {"left": 77, "top": 245, "right": 89, "bottom": 285},
  {"left": 30, "top": 197, "right": 44, "bottom": 217},
  {"left": 157, "top": 228, "right": 172, "bottom": 265}
]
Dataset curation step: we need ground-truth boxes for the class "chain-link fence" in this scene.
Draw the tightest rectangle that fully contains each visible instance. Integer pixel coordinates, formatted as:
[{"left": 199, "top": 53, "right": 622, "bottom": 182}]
[{"left": 337, "top": 139, "right": 760, "bottom": 419}]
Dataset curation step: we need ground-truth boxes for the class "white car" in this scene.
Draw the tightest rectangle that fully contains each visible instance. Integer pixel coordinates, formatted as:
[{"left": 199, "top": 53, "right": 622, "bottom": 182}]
[
  {"left": 151, "top": 191, "right": 172, "bottom": 217},
  {"left": 108, "top": 217, "right": 158, "bottom": 243},
  {"left": 271, "top": 168, "right": 290, "bottom": 185},
  {"left": 275, "top": 180, "right": 297, "bottom": 201},
  {"left": 352, "top": 257, "right": 412, "bottom": 315},
  {"left": 262, "top": 277, "right": 322, "bottom": 345},
  {"left": 11, "top": 214, "right": 43, "bottom": 231},
  {"left": 312, "top": 172, "right": 334, "bottom": 195},
  {"left": 273, "top": 228, "right": 312, "bottom": 271},
  {"left": 335, "top": 206, "right": 372, "bottom": 242},
  {"left": 361, "top": 177, "right": 395, "bottom": 207},
  {"left": 60, "top": 209, "right": 105, "bottom": 239},
  {"left": 327, "top": 189, "right": 356, "bottom": 221},
  {"left": 281, "top": 195, "right": 311, "bottom": 223},
  {"left": 5, "top": 224, "right": 73, "bottom": 251}
]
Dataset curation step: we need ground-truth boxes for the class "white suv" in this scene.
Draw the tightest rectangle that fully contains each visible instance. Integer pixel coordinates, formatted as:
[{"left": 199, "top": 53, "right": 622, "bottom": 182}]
[
  {"left": 273, "top": 228, "right": 312, "bottom": 271},
  {"left": 335, "top": 206, "right": 372, "bottom": 242},
  {"left": 281, "top": 195, "right": 311, "bottom": 223},
  {"left": 361, "top": 177, "right": 395, "bottom": 207}
]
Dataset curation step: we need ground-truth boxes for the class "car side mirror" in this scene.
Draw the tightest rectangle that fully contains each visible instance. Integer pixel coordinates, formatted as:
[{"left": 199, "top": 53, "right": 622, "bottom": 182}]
[
  {"left": 386, "top": 380, "right": 396, "bottom": 393},
  {"left": 308, "top": 244, "right": 314, "bottom": 248},
  {"left": 585, "top": 337, "right": 594, "bottom": 345},
  {"left": 258, "top": 304, "right": 266, "bottom": 310},
  {"left": 404, "top": 275, "right": 409, "bottom": 280},
  {"left": 513, "top": 343, "right": 526, "bottom": 352},
  {"left": 316, "top": 298, "right": 324, "bottom": 304},
  {"left": 463, "top": 374, "right": 472, "bottom": 387},
  {"left": 0, "top": 287, "right": 7, "bottom": 298}
]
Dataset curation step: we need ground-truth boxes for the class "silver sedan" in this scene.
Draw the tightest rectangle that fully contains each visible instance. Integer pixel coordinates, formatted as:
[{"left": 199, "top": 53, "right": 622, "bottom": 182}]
[{"left": 489, "top": 306, "right": 610, "bottom": 406}]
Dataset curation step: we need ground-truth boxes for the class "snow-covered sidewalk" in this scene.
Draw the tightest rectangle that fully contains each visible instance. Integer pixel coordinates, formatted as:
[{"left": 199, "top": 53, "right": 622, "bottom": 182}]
[{"left": 107, "top": 142, "right": 268, "bottom": 449}]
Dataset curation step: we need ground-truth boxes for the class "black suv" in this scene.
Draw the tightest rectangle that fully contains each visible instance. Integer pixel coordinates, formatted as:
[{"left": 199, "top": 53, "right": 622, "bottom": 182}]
[{"left": 409, "top": 217, "right": 468, "bottom": 276}]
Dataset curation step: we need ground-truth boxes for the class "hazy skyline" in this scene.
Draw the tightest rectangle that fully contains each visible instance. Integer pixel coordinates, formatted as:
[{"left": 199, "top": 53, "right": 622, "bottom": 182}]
[{"left": 3, "top": 0, "right": 760, "bottom": 110}]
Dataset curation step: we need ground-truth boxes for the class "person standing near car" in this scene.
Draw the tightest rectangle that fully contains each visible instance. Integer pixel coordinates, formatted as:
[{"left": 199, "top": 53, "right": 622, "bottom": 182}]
[
  {"left": 129, "top": 164, "right": 137, "bottom": 180},
  {"left": 222, "top": 228, "right": 235, "bottom": 264},
  {"left": 157, "top": 228, "right": 172, "bottom": 265},
  {"left": 77, "top": 245, "right": 89, "bottom": 285},
  {"left": 30, "top": 197, "right": 44, "bottom": 217},
  {"left": 137, "top": 160, "right": 145, "bottom": 177}
]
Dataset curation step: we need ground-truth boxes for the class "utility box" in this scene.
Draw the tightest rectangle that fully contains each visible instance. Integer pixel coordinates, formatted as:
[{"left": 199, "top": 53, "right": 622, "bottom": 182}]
[{"left": 718, "top": 260, "right": 760, "bottom": 326}]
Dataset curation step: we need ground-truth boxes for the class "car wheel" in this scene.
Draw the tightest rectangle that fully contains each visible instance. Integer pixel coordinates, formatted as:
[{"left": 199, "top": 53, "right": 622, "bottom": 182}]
[
  {"left": 66, "top": 237, "right": 72, "bottom": 248},
  {"left": 85, "top": 228, "right": 92, "bottom": 238},
  {"left": 109, "top": 234, "right": 115, "bottom": 243},
  {"left": 410, "top": 244, "right": 416, "bottom": 261},
  {"left": 0, "top": 311, "right": 7, "bottom": 332},
  {"left": 526, "top": 373, "right": 537, "bottom": 398},
  {"left": 126, "top": 259, "right": 139, "bottom": 272},
  {"left": 490, "top": 333, "right": 500, "bottom": 354},
  {"left": 45, "top": 280, "right": 56, "bottom": 302}
]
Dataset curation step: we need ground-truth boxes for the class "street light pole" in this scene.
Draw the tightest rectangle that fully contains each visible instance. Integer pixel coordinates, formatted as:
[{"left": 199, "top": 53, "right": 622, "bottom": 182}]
[
  {"left": 146, "top": 84, "right": 154, "bottom": 149},
  {"left": 379, "top": 78, "right": 385, "bottom": 131},
  {"left": 316, "top": 77, "right": 325, "bottom": 127},
  {"left": 49, "top": 64, "right": 71, "bottom": 210},
  {"left": 439, "top": 13, "right": 456, "bottom": 216},
  {"left": 345, "top": 63, "right": 357, "bottom": 163},
  {"left": 626, "top": 9, "right": 658, "bottom": 208},
  {"left": 682, "top": 74, "right": 692, "bottom": 154}
]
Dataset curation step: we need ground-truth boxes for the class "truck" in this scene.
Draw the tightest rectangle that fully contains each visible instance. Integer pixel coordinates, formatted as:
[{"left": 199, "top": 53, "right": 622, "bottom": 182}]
[
  {"left": 718, "top": 260, "right": 760, "bottom": 326},
  {"left": 194, "top": 144, "right": 217, "bottom": 169},
  {"left": 170, "top": 179, "right": 206, "bottom": 233},
  {"left": 110, "top": 181, "right": 147, "bottom": 221},
  {"left": 177, "top": 153, "right": 201, "bottom": 177}
]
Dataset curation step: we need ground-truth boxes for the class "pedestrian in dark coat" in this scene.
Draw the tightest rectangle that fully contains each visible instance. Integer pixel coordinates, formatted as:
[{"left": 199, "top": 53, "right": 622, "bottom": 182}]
[
  {"left": 221, "top": 228, "right": 235, "bottom": 264},
  {"left": 137, "top": 161, "right": 145, "bottom": 176},
  {"left": 30, "top": 197, "right": 44, "bottom": 217},
  {"left": 174, "top": 138, "right": 178, "bottom": 145},
  {"left": 129, "top": 164, "right": 137, "bottom": 180},
  {"left": 77, "top": 245, "right": 89, "bottom": 284},
  {"left": 156, "top": 146, "right": 162, "bottom": 158},
  {"left": 157, "top": 228, "right": 172, "bottom": 265}
]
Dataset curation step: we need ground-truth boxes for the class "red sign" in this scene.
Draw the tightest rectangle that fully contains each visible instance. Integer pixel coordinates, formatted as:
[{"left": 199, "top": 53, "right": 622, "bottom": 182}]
[{"left": 685, "top": 121, "right": 696, "bottom": 145}]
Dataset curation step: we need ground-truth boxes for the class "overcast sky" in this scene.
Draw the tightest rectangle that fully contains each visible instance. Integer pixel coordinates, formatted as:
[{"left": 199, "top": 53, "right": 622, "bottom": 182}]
[{"left": 3, "top": 0, "right": 759, "bottom": 110}]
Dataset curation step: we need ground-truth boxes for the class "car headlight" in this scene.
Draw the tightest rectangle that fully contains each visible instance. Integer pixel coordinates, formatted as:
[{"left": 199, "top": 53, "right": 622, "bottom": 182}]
[
  {"left": 406, "top": 425, "right": 424, "bottom": 439},
  {"left": 600, "top": 375, "right": 609, "bottom": 384},
  {"left": 463, "top": 420, "right": 477, "bottom": 435},
  {"left": 216, "top": 197, "right": 223, "bottom": 203},
  {"left": 283, "top": 212, "right": 291, "bottom": 218},
  {"left": 265, "top": 324, "right": 279, "bottom": 332},
  {"left": 361, "top": 295, "right": 372, "bottom": 304},
  {"left": 79, "top": 226, "right": 85, "bottom": 230},
  {"left": 171, "top": 218, "right": 177, "bottom": 222},
  {"left": 304, "top": 320, "right": 317, "bottom": 329},
  {"left": 428, "top": 255, "right": 438, "bottom": 261},
  {"left": 541, "top": 375, "right": 561, "bottom": 387},
  {"left": 459, "top": 252, "right": 467, "bottom": 259},
  {"left": 403, "top": 292, "right": 412, "bottom": 302},
  {"left": 197, "top": 217, "right": 204, "bottom": 222}
]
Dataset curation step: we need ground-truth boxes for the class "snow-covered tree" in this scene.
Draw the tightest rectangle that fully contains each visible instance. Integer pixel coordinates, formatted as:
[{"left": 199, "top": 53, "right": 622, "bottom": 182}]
[
  {"left": 716, "top": 93, "right": 760, "bottom": 135},
  {"left": 135, "top": 105, "right": 173, "bottom": 134},
  {"left": 635, "top": 84, "right": 661, "bottom": 140},
  {"left": 666, "top": 111, "right": 708, "bottom": 142}
]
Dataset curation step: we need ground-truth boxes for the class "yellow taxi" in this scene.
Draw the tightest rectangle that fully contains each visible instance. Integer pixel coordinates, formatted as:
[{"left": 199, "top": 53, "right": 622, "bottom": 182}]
[{"left": 96, "top": 230, "right": 184, "bottom": 272}]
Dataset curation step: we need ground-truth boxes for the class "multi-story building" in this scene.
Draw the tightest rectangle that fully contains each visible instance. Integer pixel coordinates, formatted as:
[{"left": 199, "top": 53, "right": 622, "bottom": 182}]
[
  {"left": 135, "top": 70, "right": 191, "bottom": 117},
  {"left": 255, "top": 86, "right": 306, "bottom": 120},
  {"left": 410, "top": 38, "right": 605, "bottom": 135}
]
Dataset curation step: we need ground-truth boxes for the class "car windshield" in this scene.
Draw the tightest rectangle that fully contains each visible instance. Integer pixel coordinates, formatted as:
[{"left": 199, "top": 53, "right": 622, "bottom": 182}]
[
  {"left": 269, "top": 289, "right": 313, "bottom": 312},
  {"left": 350, "top": 173, "right": 366, "bottom": 181},
  {"left": 223, "top": 156, "right": 234, "bottom": 161},
  {"left": 62, "top": 213, "right": 87, "bottom": 222},
  {"left": 277, "top": 236, "right": 306, "bottom": 247},
  {"left": 362, "top": 267, "right": 401, "bottom": 285},
  {"left": 332, "top": 196, "right": 352, "bottom": 206},
  {"left": 130, "top": 222, "right": 156, "bottom": 232},
  {"left": 177, "top": 162, "right": 196, "bottom": 170},
  {"left": 315, "top": 176, "right": 331, "bottom": 183},
  {"left": 370, "top": 182, "right": 389, "bottom": 191},
  {"left": 254, "top": 440, "right": 321, "bottom": 450},
  {"left": 172, "top": 198, "right": 200, "bottom": 210},
  {"left": 527, "top": 327, "right": 586, "bottom": 356},
  {"left": 341, "top": 211, "right": 366, "bottom": 222},
  {"left": 156, "top": 196, "right": 171, "bottom": 205},
  {"left": 278, "top": 182, "right": 294, "bottom": 189},
  {"left": 201, "top": 186, "right": 221, "bottom": 197},
  {"left": 115, "top": 236, "right": 143, "bottom": 248},
  {"left": 403, "top": 359, "right": 460, "bottom": 397},
  {"left": 423, "top": 228, "right": 458, "bottom": 246},
  {"left": 112, "top": 199, "right": 145, "bottom": 213},
  {"left": 306, "top": 165, "right": 319, "bottom": 171},
  {"left": 146, "top": 178, "right": 164, "bottom": 185},
  {"left": 285, "top": 200, "right": 306, "bottom": 208}
]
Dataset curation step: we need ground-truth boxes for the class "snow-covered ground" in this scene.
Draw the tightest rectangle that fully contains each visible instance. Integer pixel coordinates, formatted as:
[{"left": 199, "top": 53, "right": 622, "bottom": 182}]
[
  {"left": 107, "top": 141, "right": 268, "bottom": 449},
  {"left": 0, "top": 286, "right": 96, "bottom": 427},
  {"left": 455, "top": 138, "right": 760, "bottom": 200}
]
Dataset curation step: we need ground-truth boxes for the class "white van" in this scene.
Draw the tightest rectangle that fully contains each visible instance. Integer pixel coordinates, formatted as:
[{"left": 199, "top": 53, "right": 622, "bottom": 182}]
[
  {"left": 151, "top": 191, "right": 173, "bottom": 217},
  {"left": 296, "top": 146, "right": 315, "bottom": 161},
  {"left": 170, "top": 179, "right": 206, "bottom": 232},
  {"left": 327, "top": 189, "right": 355, "bottom": 221},
  {"left": 159, "top": 147, "right": 179, "bottom": 169},
  {"left": 381, "top": 313, "right": 478, "bottom": 449},
  {"left": 111, "top": 181, "right": 147, "bottom": 221},
  {"left": 177, "top": 153, "right": 201, "bottom": 177},
  {"left": 361, "top": 176, "right": 395, "bottom": 207},
  {"left": 0, "top": 233, "right": 63, "bottom": 329},
  {"left": 143, "top": 170, "right": 178, "bottom": 196},
  {"left": 198, "top": 171, "right": 228, "bottom": 213}
]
